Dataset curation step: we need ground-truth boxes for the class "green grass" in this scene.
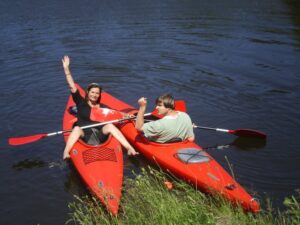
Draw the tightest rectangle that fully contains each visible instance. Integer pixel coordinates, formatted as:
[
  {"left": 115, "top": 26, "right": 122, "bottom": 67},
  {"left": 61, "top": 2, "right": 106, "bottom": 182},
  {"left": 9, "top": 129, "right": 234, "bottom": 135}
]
[{"left": 66, "top": 167, "right": 300, "bottom": 225}]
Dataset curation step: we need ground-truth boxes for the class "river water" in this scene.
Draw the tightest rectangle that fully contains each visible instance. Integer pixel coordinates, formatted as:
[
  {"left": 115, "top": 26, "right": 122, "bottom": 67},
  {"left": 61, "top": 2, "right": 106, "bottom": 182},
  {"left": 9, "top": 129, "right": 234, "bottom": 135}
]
[{"left": 0, "top": 0, "right": 299, "bottom": 224}]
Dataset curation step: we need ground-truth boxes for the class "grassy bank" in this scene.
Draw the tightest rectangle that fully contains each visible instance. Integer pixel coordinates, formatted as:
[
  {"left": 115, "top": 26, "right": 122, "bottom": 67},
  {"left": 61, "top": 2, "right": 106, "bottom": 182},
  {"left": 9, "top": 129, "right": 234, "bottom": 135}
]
[{"left": 66, "top": 167, "right": 300, "bottom": 225}]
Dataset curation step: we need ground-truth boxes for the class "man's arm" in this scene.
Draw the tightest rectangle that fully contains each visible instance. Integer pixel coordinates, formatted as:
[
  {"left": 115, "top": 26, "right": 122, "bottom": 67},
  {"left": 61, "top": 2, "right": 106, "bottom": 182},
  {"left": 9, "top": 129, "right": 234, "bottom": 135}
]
[{"left": 135, "top": 97, "right": 147, "bottom": 131}]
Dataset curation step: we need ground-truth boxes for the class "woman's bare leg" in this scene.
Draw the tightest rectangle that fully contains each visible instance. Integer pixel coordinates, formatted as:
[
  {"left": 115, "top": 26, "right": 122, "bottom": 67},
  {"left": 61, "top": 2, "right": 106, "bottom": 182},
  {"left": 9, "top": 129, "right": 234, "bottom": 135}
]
[
  {"left": 102, "top": 124, "right": 138, "bottom": 156},
  {"left": 63, "top": 126, "right": 84, "bottom": 160}
]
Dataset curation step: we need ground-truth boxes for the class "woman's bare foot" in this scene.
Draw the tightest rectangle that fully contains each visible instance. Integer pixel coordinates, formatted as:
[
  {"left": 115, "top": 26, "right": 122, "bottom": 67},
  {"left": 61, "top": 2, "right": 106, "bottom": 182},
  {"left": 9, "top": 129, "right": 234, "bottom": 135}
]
[
  {"left": 127, "top": 148, "right": 139, "bottom": 156},
  {"left": 63, "top": 151, "right": 71, "bottom": 160}
]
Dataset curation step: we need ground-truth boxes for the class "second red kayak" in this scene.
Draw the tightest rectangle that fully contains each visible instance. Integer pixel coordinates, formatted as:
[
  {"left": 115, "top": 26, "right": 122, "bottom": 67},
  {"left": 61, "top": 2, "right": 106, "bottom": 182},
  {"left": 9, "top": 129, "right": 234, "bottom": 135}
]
[{"left": 99, "top": 91, "right": 260, "bottom": 214}]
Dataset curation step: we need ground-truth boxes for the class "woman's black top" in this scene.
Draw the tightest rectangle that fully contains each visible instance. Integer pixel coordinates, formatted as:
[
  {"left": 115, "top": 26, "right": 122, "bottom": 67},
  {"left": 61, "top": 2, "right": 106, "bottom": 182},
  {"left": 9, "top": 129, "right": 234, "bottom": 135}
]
[
  {"left": 71, "top": 90, "right": 98, "bottom": 126},
  {"left": 71, "top": 90, "right": 108, "bottom": 144}
]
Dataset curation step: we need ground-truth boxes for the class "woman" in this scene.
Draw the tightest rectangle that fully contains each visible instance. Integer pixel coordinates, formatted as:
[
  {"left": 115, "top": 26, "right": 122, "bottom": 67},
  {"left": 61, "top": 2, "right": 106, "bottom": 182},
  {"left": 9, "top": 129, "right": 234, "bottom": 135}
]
[{"left": 62, "top": 55, "right": 138, "bottom": 160}]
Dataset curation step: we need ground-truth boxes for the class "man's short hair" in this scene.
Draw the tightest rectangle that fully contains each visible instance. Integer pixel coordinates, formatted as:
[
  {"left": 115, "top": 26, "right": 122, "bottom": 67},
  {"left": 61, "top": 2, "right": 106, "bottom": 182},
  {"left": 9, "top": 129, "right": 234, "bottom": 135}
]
[{"left": 156, "top": 94, "right": 175, "bottom": 109}]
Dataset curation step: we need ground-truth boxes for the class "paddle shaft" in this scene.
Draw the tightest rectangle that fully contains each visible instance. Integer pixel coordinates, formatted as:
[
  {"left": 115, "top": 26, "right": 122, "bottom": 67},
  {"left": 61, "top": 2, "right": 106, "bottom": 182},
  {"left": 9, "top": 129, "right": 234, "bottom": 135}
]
[
  {"left": 9, "top": 98, "right": 183, "bottom": 146},
  {"left": 194, "top": 126, "right": 229, "bottom": 133},
  {"left": 194, "top": 125, "right": 266, "bottom": 138},
  {"left": 48, "top": 112, "right": 152, "bottom": 137},
  {"left": 9, "top": 113, "right": 152, "bottom": 145}
]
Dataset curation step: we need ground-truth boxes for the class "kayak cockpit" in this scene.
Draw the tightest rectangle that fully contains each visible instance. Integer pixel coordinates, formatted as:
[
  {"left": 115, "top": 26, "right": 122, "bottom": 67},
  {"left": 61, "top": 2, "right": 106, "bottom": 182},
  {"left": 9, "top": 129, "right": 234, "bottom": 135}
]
[{"left": 68, "top": 106, "right": 107, "bottom": 146}]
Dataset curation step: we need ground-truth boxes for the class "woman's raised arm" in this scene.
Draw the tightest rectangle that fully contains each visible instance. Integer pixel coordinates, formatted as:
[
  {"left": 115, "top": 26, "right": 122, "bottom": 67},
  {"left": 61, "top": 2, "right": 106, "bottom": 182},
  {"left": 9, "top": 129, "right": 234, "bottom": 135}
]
[{"left": 62, "top": 55, "right": 77, "bottom": 93}]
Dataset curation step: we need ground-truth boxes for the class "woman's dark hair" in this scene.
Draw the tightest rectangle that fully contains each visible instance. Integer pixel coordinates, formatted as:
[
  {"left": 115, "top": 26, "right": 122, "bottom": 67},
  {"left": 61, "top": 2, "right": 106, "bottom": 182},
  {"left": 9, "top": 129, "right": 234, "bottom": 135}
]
[
  {"left": 86, "top": 83, "right": 102, "bottom": 102},
  {"left": 155, "top": 94, "right": 175, "bottom": 109}
]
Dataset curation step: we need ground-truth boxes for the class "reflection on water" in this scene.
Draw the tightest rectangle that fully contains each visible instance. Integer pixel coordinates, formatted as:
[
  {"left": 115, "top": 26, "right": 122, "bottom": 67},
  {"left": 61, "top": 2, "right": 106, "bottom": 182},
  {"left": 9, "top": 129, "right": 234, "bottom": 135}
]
[
  {"left": 48, "top": 160, "right": 67, "bottom": 169},
  {"left": 12, "top": 159, "right": 67, "bottom": 171},
  {"left": 12, "top": 159, "right": 47, "bottom": 171},
  {"left": 232, "top": 137, "right": 267, "bottom": 151},
  {"left": 63, "top": 162, "right": 91, "bottom": 197},
  {"left": 204, "top": 136, "right": 267, "bottom": 151}
]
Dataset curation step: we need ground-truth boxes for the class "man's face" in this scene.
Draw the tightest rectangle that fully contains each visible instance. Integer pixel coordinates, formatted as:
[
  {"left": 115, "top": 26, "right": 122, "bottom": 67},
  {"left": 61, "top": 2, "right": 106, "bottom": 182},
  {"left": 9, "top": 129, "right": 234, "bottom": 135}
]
[{"left": 155, "top": 102, "right": 169, "bottom": 115}]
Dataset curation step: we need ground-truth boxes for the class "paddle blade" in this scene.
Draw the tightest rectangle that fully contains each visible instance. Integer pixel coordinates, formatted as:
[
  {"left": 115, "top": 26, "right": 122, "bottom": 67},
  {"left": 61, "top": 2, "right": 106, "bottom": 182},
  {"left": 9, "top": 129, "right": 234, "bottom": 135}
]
[
  {"left": 8, "top": 134, "right": 47, "bottom": 146},
  {"left": 151, "top": 109, "right": 162, "bottom": 118},
  {"left": 229, "top": 129, "right": 267, "bottom": 139}
]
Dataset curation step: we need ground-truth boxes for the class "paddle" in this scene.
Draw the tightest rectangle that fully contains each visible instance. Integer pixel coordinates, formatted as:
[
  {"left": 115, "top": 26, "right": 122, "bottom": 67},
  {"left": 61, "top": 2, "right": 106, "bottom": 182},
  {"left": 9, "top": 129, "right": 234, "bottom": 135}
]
[
  {"left": 193, "top": 125, "right": 267, "bottom": 139},
  {"left": 174, "top": 100, "right": 187, "bottom": 112},
  {"left": 8, "top": 113, "right": 152, "bottom": 146},
  {"left": 150, "top": 100, "right": 267, "bottom": 139},
  {"left": 9, "top": 99, "right": 186, "bottom": 146}
]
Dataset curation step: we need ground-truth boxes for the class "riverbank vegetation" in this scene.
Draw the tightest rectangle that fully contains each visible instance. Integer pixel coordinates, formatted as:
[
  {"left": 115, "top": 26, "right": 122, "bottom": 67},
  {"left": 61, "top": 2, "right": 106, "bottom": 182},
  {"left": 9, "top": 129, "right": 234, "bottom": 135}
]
[{"left": 67, "top": 167, "right": 300, "bottom": 225}]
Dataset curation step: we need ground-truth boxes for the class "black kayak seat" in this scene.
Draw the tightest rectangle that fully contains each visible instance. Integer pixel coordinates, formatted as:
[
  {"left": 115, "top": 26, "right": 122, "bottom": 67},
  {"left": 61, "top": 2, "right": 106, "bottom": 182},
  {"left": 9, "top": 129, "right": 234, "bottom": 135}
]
[
  {"left": 176, "top": 148, "right": 210, "bottom": 164},
  {"left": 85, "top": 128, "right": 102, "bottom": 145},
  {"left": 68, "top": 106, "right": 103, "bottom": 145}
]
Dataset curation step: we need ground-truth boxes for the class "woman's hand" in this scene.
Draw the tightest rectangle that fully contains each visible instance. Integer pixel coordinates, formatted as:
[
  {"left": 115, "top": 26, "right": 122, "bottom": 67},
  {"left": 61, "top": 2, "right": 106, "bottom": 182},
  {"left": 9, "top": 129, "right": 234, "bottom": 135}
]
[
  {"left": 62, "top": 55, "right": 76, "bottom": 93},
  {"left": 62, "top": 55, "right": 70, "bottom": 69}
]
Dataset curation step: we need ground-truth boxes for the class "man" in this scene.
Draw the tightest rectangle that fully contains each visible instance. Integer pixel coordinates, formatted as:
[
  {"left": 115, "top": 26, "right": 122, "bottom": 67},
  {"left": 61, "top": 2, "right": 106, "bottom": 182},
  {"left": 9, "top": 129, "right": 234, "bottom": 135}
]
[{"left": 135, "top": 94, "right": 195, "bottom": 143}]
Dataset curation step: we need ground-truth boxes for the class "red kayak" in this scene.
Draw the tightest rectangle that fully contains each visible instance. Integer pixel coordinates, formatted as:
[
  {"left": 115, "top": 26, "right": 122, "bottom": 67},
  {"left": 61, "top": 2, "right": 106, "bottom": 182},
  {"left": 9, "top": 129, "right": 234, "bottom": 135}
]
[
  {"left": 99, "top": 92, "right": 260, "bottom": 213},
  {"left": 63, "top": 85, "right": 124, "bottom": 215}
]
